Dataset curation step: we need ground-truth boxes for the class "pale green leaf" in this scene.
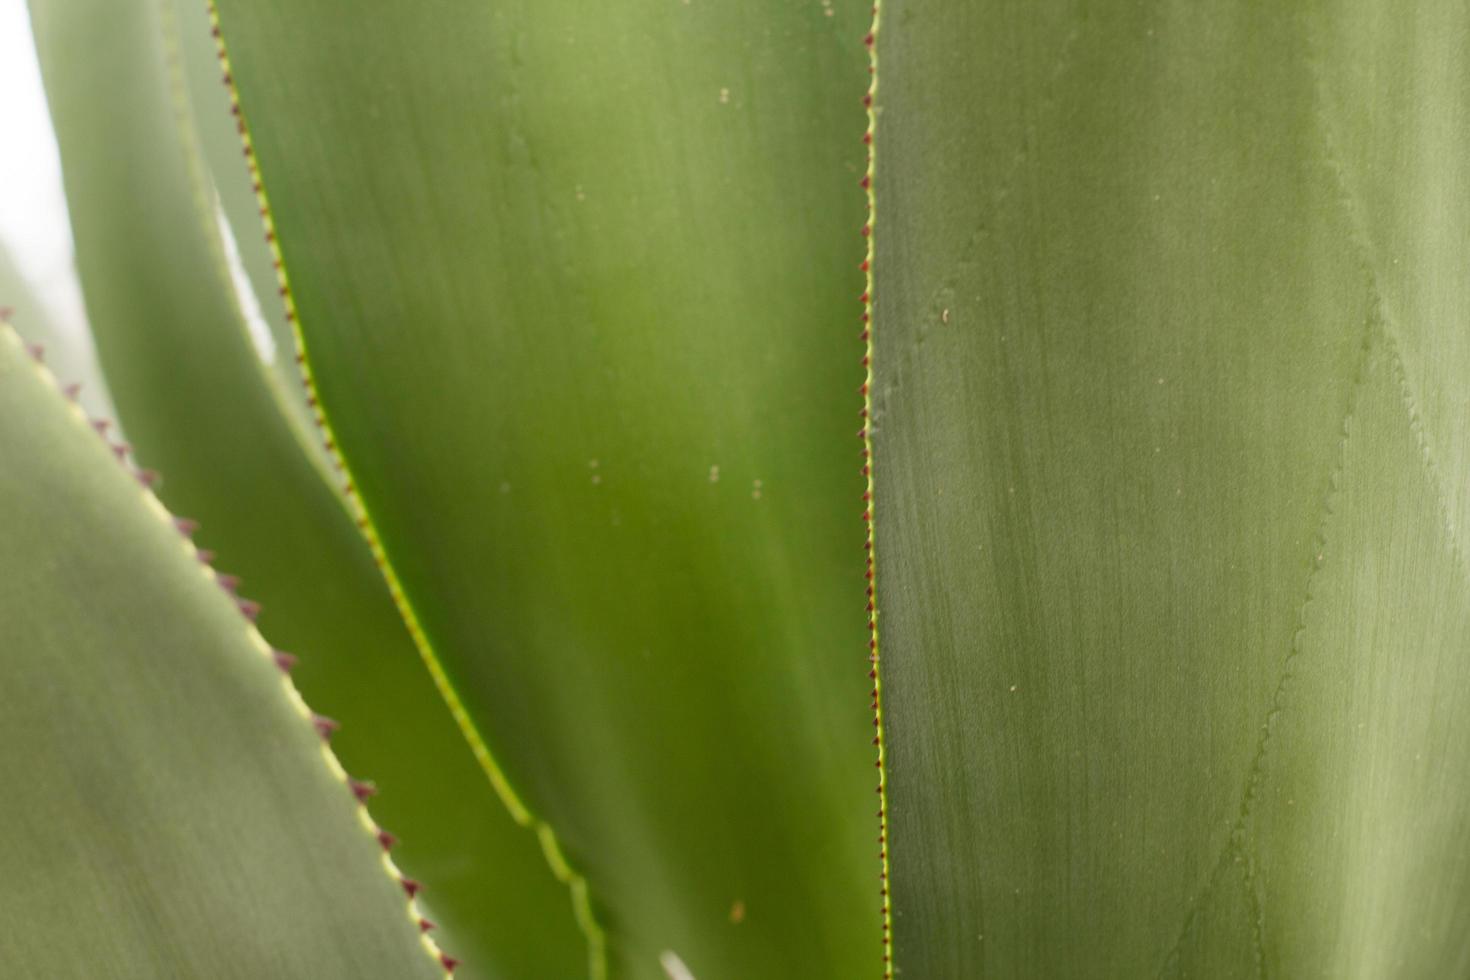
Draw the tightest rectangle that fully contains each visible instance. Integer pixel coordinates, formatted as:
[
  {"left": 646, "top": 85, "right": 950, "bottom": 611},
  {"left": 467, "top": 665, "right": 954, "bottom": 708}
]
[
  {"left": 871, "top": 1, "right": 1470, "bottom": 976},
  {"left": 0, "top": 325, "right": 444, "bottom": 979}
]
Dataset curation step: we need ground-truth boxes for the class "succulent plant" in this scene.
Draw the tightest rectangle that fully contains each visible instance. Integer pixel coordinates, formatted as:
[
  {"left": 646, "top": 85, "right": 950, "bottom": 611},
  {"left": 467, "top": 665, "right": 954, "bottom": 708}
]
[{"left": 3, "top": 0, "right": 1467, "bottom": 977}]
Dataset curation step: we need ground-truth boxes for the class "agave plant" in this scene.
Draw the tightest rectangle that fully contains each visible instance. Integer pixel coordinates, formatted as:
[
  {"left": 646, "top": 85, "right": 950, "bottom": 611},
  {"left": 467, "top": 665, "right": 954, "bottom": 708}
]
[{"left": 3, "top": 0, "right": 1467, "bottom": 977}]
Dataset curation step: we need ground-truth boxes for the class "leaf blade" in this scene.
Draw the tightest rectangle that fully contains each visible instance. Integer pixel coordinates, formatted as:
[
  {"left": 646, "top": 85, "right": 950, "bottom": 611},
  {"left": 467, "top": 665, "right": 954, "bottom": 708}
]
[
  {"left": 871, "top": 1, "right": 1470, "bottom": 975},
  {"left": 26, "top": 0, "right": 585, "bottom": 973},
  {"left": 0, "top": 325, "right": 444, "bottom": 980},
  {"left": 208, "top": 1, "right": 878, "bottom": 975}
]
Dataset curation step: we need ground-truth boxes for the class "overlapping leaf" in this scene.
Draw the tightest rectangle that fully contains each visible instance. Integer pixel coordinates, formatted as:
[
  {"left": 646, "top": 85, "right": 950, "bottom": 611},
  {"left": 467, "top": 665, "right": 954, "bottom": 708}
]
[
  {"left": 208, "top": 0, "right": 877, "bottom": 975},
  {"left": 28, "top": 0, "right": 583, "bottom": 973},
  {"left": 870, "top": 1, "right": 1470, "bottom": 975}
]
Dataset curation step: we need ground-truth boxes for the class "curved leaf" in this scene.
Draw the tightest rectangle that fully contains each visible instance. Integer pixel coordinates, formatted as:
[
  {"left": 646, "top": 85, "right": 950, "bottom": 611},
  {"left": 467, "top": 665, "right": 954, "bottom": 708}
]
[
  {"left": 0, "top": 325, "right": 444, "bottom": 979},
  {"left": 870, "top": 1, "right": 1470, "bottom": 976},
  {"left": 208, "top": 1, "right": 877, "bottom": 976},
  {"left": 27, "top": 1, "right": 584, "bottom": 974}
]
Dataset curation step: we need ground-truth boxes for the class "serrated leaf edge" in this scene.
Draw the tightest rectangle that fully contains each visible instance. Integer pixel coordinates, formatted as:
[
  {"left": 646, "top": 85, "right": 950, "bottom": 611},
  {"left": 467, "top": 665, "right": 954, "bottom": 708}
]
[
  {"left": 1, "top": 321, "right": 458, "bottom": 977},
  {"left": 200, "top": 5, "right": 609, "bottom": 977}
]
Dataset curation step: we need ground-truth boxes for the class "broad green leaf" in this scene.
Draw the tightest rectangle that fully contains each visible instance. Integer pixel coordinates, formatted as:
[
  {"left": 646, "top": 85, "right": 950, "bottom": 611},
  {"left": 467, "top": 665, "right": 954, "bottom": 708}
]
[
  {"left": 28, "top": 1, "right": 585, "bottom": 975},
  {"left": 0, "top": 239, "right": 115, "bottom": 424},
  {"left": 870, "top": 1, "right": 1470, "bottom": 976},
  {"left": 209, "top": 1, "right": 876, "bottom": 976},
  {"left": 0, "top": 325, "right": 444, "bottom": 979}
]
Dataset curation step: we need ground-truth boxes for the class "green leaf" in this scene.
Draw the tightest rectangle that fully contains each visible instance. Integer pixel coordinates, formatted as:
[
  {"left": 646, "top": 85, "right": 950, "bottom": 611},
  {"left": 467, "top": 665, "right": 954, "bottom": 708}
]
[
  {"left": 0, "top": 325, "right": 445, "bottom": 979},
  {"left": 208, "top": 0, "right": 877, "bottom": 975},
  {"left": 870, "top": 1, "right": 1470, "bottom": 976},
  {"left": 27, "top": 1, "right": 585, "bottom": 975}
]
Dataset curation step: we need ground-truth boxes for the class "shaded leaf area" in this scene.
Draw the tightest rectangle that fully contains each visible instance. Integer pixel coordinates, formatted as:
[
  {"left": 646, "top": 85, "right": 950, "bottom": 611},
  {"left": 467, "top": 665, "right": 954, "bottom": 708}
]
[
  {"left": 0, "top": 327, "right": 443, "bottom": 980},
  {"left": 210, "top": 0, "right": 875, "bottom": 976},
  {"left": 873, "top": 0, "right": 1468, "bottom": 976},
  {"left": 27, "top": 1, "right": 584, "bottom": 975}
]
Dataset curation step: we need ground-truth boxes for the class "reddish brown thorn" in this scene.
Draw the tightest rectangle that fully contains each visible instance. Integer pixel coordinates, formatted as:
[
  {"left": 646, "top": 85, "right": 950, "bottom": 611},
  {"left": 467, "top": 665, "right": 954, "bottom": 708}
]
[
  {"left": 221, "top": 72, "right": 233, "bottom": 86},
  {"left": 860, "top": 259, "right": 870, "bottom": 271},
  {"left": 349, "top": 779, "right": 378, "bottom": 802},
  {"left": 90, "top": 419, "right": 110, "bottom": 435},
  {"left": 872, "top": 736, "right": 880, "bottom": 745},
  {"left": 860, "top": 330, "right": 870, "bottom": 342},
  {"left": 62, "top": 382, "right": 81, "bottom": 401},
  {"left": 870, "top": 669, "right": 877, "bottom": 680},
  {"left": 173, "top": 516, "right": 200, "bottom": 536},
  {"left": 862, "top": 132, "right": 873, "bottom": 145},
  {"left": 873, "top": 718, "right": 880, "bottom": 728},
  {"left": 861, "top": 224, "right": 871, "bottom": 237},
  {"left": 110, "top": 443, "right": 130, "bottom": 461},
  {"left": 440, "top": 954, "right": 460, "bottom": 973},
  {"left": 237, "top": 598, "right": 262, "bottom": 620},
  {"left": 418, "top": 918, "right": 436, "bottom": 933},
  {"left": 860, "top": 175, "right": 870, "bottom": 190},
  {"left": 400, "top": 878, "right": 421, "bottom": 898},
  {"left": 135, "top": 469, "right": 160, "bottom": 488},
  {"left": 864, "top": 32, "right": 875, "bottom": 46},
  {"left": 863, "top": 94, "right": 873, "bottom": 108},
  {"left": 216, "top": 574, "right": 240, "bottom": 593},
  {"left": 376, "top": 829, "right": 398, "bottom": 851},
  {"left": 196, "top": 549, "right": 216, "bottom": 564},
  {"left": 210, "top": 24, "right": 220, "bottom": 37},
  {"left": 25, "top": 343, "right": 43, "bottom": 362},
  {"left": 861, "top": 509, "right": 871, "bottom": 520},
  {"left": 311, "top": 714, "right": 339, "bottom": 740},
  {"left": 273, "top": 650, "right": 298, "bottom": 673},
  {"left": 859, "top": 382, "right": 869, "bottom": 395}
]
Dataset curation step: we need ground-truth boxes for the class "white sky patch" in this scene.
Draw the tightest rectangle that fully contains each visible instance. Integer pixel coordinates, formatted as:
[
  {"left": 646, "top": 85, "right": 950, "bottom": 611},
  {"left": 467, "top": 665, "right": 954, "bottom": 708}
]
[
  {"left": 659, "top": 950, "right": 696, "bottom": 980},
  {"left": 213, "top": 200, "right": 276, "bottom": 363},
  {"left": 0, "top": 0, "right": 92, "bottom": 348}
]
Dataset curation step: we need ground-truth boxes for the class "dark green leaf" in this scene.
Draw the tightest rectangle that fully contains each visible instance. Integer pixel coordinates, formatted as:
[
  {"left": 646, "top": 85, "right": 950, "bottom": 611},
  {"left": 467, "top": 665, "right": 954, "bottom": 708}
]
[{"left": 208, "top": 0, "right": 878, "bottom": 975}]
